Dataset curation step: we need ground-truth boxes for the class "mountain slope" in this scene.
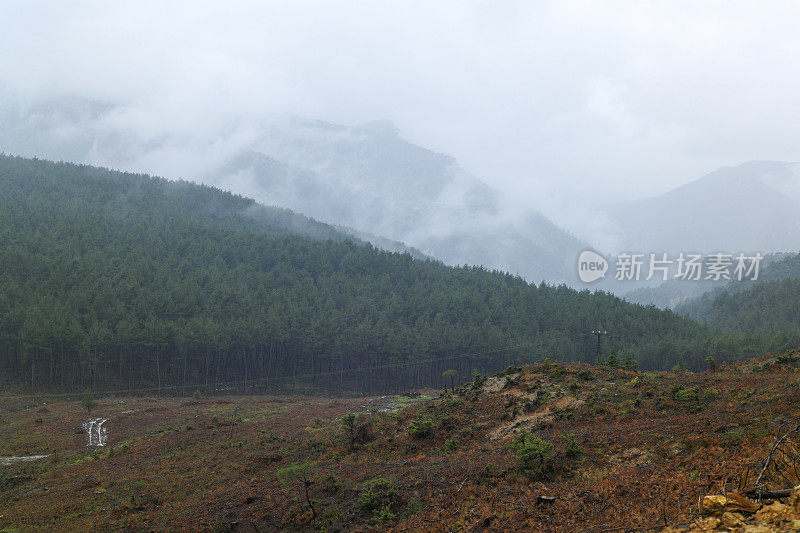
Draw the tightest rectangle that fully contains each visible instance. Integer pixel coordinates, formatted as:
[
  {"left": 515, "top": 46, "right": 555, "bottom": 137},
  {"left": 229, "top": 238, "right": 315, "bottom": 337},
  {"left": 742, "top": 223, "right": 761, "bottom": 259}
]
[
  {"left": 0, "top": 99, "right": 586, "bottom": 283},
  {"left": 676, "top": 277, "right": 800, "bottom": 333},
  {"left": 676, "top": 253, "right": 800, "bottom": 332},
  {"left": 0, "top": 155, "right": 777, "bottom": 395},
  {"left": 607, "top": 161, "right": 800, "bottom": 253}
]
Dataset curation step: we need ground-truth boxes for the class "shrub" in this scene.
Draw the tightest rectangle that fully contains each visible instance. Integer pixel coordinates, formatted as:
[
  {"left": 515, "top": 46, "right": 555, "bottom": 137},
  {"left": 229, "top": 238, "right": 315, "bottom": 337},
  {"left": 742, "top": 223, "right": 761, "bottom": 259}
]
[
  {"left": 442, "top": 369, "right": 457, "bottom": 391},
  {"left": 670, "top": 385, "right": 719, "bottom": 410},
  {"left": 444, "top": 436, "right": 458, "bottom": 452},
  {"left": 82, "top": 391, "right": 97, "bottom": 413},
  {"left": 360, "top": 479, "right": 398, "bottom": 513},
  {"left": 446, "top": 396, "right": 463, "bottom": 408},
  {"left": 277, "top": 461, "right": 317, "bottom": 518},
  {"left": 321, "top": 473, "right": 339, "bottom": 495},
  {"left": 562, "top": 433, "right": 582, "bottom": 458},
  {"left": 342, "top": 412, "right": 373, "bottom": 448},
  {"left": 373, "top": 504, "right": 396, "bottom": 524},
  {"left": 408, "top": 416, "right": 434, "bottom": 438},
  {"left": 508, "top": 430, "right": 553, "bottom": 478},
  {"left": 440, "top": 416, "right": 456, "bottom": 431},
  {"left": 471, "top": 370, "right": 486, "bottom": 389},
  {"left": 405, "top": 497, "right": 422, "bottom": 515}
]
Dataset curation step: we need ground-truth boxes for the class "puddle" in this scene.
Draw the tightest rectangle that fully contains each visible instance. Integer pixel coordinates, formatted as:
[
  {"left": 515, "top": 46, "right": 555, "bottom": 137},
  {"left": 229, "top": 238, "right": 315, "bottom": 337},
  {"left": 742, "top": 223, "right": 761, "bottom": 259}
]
[
  {"left": 82, "top": 418, "right": 108, "bottom": 446},
  {"left": 0, "top": 455, "right": 51, "bottom": 466}
]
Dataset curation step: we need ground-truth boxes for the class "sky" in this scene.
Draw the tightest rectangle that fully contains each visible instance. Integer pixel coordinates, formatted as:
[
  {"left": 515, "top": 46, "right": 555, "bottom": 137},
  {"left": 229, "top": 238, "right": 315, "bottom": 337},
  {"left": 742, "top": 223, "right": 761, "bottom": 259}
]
[{"left": 2, "top": 0, "right": 800, "bottom": 221}]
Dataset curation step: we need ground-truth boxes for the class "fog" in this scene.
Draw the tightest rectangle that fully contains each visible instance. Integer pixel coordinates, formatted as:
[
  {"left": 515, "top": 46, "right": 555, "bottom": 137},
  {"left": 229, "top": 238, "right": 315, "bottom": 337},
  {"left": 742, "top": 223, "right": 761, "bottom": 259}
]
[{"left": 2, "top": 1, "right": 800, "bottom": 280}]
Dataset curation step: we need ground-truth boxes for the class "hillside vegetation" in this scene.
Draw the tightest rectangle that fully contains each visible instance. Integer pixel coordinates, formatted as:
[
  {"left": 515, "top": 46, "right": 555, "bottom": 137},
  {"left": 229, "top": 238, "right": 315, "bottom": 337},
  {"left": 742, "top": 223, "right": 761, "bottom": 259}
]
[
  {"left": 0, "top": 155, "right": 796, "bottom": 395},
  {"left": 677, "top": 253, "right": 800, "bottom": 332}
]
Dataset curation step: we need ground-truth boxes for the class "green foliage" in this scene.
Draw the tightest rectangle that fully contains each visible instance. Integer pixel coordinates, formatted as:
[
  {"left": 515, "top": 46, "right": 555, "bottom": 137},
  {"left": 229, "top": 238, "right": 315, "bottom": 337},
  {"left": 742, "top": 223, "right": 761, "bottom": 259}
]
[
  {"left": 276, "top": 461, "right": 314, "bottom": 483},
  {"left": 672, "top": 357, "right": 687, "bottom": 372},
  {"left": 405, "top": 497, "right": 422, "bottom": 515},
  {"left": 442, "top": 369, "right": 457, "bottom": 391},
  {"left": 440, "top": 416, "right": 457, "bottom": 431},
  {"left": 341, "top": 413, "right": 372, "bottom": 448},
  {"left": 444, "top": 436, "right": 459, "bottom": 452},
  {"left": 373, "top": 504, "right": 396, "bottom": 524},
  {"left": 320, "top": 473, "right": 340, "bottom": 495},
  {"left": 621, "top": 352, "right": 637, "bottom": 370},
  {"left": 407, "top": 416, "right": 434, "bottom": 438},
  {"left": 1, "top": 154, "right": 795, "bottom": 396},
  {"left": 508, "top": 430, "right": 554, "bottom": 478},
  {"left": 562, "top": 433, "right": 582, "bottom": 458},
  {"left": 359, "top": 479, "right": 398, "bottom": 514},
  {"left": 341, "top": 413, "right": 356, "bottom": 430},
  {"left": 670, "top": 384, "right": 720, "bottom": 410},
  {"left": 81, "top": 391, "right": 97, "bottom": 413}
]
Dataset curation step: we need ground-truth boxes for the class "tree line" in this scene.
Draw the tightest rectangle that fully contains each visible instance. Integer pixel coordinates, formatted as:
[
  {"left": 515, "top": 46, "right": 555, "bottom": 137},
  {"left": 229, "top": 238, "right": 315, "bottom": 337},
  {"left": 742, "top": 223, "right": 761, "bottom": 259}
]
[{"left": 0, "top": 155, "right": 796, "bottom": 395}]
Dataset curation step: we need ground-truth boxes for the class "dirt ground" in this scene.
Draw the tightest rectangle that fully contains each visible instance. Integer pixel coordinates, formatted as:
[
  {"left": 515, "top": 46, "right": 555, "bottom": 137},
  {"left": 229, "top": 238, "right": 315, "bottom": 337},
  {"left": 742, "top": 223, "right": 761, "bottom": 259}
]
[{"left": 2, "top": 355, "right": 800, "bottom": 531}]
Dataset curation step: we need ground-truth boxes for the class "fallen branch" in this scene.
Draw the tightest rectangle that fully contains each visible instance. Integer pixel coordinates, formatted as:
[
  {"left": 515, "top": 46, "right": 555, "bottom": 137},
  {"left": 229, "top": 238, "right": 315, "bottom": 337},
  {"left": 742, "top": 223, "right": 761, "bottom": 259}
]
[{"left": 746, "top": 488, "right": 793, "bottom": 500}]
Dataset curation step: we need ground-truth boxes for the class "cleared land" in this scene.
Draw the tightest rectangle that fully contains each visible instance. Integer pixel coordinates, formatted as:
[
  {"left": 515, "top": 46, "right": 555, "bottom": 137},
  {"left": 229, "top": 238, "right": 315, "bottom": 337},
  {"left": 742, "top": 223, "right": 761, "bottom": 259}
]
[{"left": 2, "top": 353, "right": 800, "bottom": 532}]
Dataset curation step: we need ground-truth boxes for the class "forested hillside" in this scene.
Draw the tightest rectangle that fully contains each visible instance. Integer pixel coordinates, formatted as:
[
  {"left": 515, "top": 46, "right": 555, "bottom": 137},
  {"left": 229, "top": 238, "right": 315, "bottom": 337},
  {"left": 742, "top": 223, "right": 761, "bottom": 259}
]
[
  {"left": 676, "top": 252, "right": 800, "bottom": 331},
  {"left": 678, "top": 275, "right": 800, "bottom": 333},
  {"left": 0, "top": 155, "right": 795, "bottom": 395}
]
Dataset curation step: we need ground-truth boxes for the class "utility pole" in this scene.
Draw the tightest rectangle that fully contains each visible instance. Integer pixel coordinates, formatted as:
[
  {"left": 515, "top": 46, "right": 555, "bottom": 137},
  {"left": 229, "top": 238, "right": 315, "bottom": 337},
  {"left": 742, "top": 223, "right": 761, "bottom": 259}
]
[{"left": 591, "top": 330, "right": 607, "bottom": 359}]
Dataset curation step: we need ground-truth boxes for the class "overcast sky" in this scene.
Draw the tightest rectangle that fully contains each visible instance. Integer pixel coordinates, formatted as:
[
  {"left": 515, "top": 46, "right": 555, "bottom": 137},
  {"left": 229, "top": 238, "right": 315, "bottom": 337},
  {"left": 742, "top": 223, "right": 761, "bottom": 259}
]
[{"left": 2, "top": 0, "right": 800, "bottom": 217}]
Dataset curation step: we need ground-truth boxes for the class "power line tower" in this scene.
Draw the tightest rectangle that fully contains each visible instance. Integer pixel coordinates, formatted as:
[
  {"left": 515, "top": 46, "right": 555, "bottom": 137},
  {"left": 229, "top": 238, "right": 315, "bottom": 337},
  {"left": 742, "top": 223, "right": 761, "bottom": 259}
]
[{"left": 591, "top": 330, "right": 607, "bottom": 360}]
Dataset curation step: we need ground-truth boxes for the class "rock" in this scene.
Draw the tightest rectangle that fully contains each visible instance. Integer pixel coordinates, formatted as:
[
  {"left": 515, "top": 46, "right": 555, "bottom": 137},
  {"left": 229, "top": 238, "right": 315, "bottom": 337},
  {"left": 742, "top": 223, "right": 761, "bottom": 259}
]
[
  {"left": 754, "top": 502, "right": 789, "bottom": 523},
  {"left": 694, "top": 516, "right": 721, "bottom": 530},
  {"left": 699, "top": 493, "right": 761, "bottom": 515},
  {"left": 720, "top": 511, "right": 743, "bottom": 528},
  {"left": 741, "top": 526, "right": 775, "bottom": 533},
  {"left": 536, "top": 495, "right": 556, "bottom": 505}
]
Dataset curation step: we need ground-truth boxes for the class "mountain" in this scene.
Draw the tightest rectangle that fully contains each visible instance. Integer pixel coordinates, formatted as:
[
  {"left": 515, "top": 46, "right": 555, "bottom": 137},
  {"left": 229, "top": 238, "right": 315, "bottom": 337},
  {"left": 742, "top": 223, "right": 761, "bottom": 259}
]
[
  {"left": 607, "top": 161, "right": 800, "bottom": 254},
  {"left": 0, "top": 99, "right": 586, "bottom": 284},
  {"left": 676, "top": 277, "right": 800, "bottom": 334},
  {"left": 3, "top": 154, "right": 786, "bottom": 395},
  {"left": 675, "top": 252, "right": 800, "bottom": 331}
]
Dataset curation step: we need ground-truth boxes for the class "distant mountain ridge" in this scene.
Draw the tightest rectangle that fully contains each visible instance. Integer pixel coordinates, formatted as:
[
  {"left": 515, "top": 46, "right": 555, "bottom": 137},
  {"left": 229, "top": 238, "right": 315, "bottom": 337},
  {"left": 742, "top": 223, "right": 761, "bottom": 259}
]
[
  {"left": 0, "top": 99, "right": 586, "bottom": 283},
  {"left": 606, "top": 161, "right": 800, "bottom": 254}
]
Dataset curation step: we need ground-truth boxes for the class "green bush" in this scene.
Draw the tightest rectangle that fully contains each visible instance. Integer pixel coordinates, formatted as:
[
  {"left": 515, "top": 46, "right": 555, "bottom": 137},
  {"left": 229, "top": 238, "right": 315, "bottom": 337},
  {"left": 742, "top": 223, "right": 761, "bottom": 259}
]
[
  {"left": 440, "top": 416, "right": 457, "bottom": 431},
  {"left": 670, "top": 385, "right": 720, "bottom": 410},
  {"left": 373, "top": 504, "right": 396, "bottom": 524},
  {"left": 471, "top": 370, "right": 486, "bottom": 389},
  {"left": 408, "top": 416, "right": 434, "bottom": 438},
  {"left": 360, "top": 479, "right": 398, "bottom": 513},
  {"left": 81, "top": 390, "right": 97, "bottom": 413},
  {"left": 562, "top": 433, "right": 582, "bottom": 458},
  {"left": 508, "top": 430, "right": 553, "bottom": 478}
]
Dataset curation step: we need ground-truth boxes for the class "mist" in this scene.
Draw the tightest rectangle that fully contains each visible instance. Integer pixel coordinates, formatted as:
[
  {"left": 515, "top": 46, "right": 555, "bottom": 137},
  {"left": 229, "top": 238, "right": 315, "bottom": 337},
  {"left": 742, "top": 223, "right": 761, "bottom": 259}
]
[{"left": 2, "top": 1, "right": 800, "bottom": 283}]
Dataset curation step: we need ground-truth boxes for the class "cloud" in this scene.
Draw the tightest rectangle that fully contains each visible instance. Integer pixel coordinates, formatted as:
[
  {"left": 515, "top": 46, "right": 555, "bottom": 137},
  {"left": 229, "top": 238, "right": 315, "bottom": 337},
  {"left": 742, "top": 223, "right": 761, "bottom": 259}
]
[{"left": 1, "top": 0, "right": 800, "bottom": 242}]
